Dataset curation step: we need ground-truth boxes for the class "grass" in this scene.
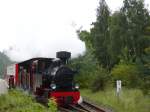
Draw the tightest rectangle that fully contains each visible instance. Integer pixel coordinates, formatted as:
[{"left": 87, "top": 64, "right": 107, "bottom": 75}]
[
  {"left": 0, "top": 89, "right": 57, "bottom": 112},
  {"left": 81, "top": 88, "right": 150, "bottom": 112}
]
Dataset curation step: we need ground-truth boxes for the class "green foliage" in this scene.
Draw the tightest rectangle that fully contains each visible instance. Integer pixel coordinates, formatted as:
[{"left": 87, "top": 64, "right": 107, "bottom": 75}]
[
  {"left": 133, "top": 58, "right": 150, "bottom": 95},
  {"left": 78, "top": 0, "right": 150, "bottom": 68},
  {"left": 109, "top": 12, "right": 126, "bottom": 65},
  {"left": 120, "top": 0, "right": 150, "bottom": 62},
  {"left": 76, "top": 0, "right": 150, "bottom": 94},
  {"left": 75, "top": 0, "right": 112, "bottom": 90},
  {"left": 90, "top": 0, "right": 111, "bottom": 69},
  {"left": 77, "top": 30, "right": 92, "bottom": 52},
  {"left": 91, "top": 68, "right": 110, "bottom": 92},
  {"left": 111, "top": 62, "right": 140, "bottom": 88},
  {"left": 81, "top": 88, "right": 150, "bottom": 112},
  {"left": 71, "top": 52, "right": 98, "bottom": 88},
  {"left": 71, "top": 53, "right": 110, "bottom": 91},
  {"left": 48, "top": 98, "right": 57, "bottom": 112},
  {"left": 0, "top": 89, "right": 57, "bottom": 112},
  {"left": 140, "top": 75, "right": 150, "bottom": 95}
]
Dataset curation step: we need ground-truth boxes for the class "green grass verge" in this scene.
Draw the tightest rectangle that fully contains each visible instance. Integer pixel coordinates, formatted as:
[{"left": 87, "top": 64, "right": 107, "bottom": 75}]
[
  {"left": 81, "top": 88, "right": 150, "bottom": 112},
  {"left": 0, "top": 89, "right": 57, "bottom": 112}
]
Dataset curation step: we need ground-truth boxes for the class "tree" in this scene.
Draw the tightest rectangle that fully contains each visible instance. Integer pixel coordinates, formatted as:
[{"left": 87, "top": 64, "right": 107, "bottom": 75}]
[
  {"left": 90, "top": 0, "right": 111, "bottom": 69},
  {"left": 109, "top": 11, "right": 128, "bottom": 64},
  {"left": 78, "top": 0, "right": 150, "bottom": 67},
  {"left": 121, "top": 0, "right": 150, "bottom": 62},
  {"left": 77, "top": 30, "right": 94, "bottom": 55},
  {"left": 76, "top": 0, "right": 150, "bottom": 91},
  {"left": 77, "top": 0, "right": 112, "bottom": 70}
]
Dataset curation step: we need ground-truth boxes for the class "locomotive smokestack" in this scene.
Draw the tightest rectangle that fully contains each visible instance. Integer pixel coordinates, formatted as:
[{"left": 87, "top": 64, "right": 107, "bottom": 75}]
[{"left": 56, "top": 51, "right": 71, "bottom": 64}]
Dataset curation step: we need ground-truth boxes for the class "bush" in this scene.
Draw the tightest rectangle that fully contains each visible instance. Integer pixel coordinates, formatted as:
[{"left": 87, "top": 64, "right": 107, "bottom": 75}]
[
  {"left": 75, "top": 71, "right": 96, "bottom": 88},
  {"left": 48, "top": 98, "right": 57, "bottom": 112},
  {"left": 0, "top": 89, "right": 57, "bottom": 112},
  {"left": 91, "top": 68, "right": 110, "bottom": 92},
  {"left": 71, "top": 53, "right": 98, "bottom": 89},
  {"left": 136, "top": 62, "right": 150, "bottom": 95},
  {"left": 140, "top": 75, "right": 150, "bottom": 95},
  {"left": 111, "top": 63, "right": 141, "bottom": 88}
]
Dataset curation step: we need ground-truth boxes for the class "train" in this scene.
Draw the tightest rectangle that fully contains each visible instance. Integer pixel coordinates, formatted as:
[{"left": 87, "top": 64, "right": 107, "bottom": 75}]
[{"left": 5, "top": 51, "right": 82, "bottom": 106}]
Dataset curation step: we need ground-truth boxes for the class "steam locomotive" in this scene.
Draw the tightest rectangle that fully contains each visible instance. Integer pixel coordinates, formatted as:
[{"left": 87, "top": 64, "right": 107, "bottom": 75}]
[{"left": 5, "top": 51, "right": 81, "bottom": 105}]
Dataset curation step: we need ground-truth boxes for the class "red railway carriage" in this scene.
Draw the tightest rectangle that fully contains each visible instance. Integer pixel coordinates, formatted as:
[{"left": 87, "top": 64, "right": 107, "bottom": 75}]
[
  {"left": 5, "top": 51, "right": 81, "bottom": 105},
  {"left": 5, "top": 64, "right": 18, "bottom": 88}
]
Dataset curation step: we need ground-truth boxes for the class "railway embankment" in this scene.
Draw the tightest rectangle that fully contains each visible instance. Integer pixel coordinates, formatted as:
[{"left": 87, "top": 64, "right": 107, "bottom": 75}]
[
  {"left": 81, "top": 88, "right": 150, "bottom": 112},
  {"left": 0, "top": 89, "right": 57, "bottom": 112}
]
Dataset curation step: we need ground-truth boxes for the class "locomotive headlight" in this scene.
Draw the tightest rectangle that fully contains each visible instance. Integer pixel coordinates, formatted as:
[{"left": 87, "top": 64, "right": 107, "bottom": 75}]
[
  {"left": 50, "top": 84, "right": 56, "bottom": 90},
  {"left": 75, "top": 84, "right": 79, "bottom": 89}
]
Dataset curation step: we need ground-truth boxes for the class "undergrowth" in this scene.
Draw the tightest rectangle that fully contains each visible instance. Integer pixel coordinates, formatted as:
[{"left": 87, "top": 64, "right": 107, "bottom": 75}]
[
  {"left": 81, "top": 88, "right": 150, "bottom": 112},
  {"left": 0, "top": 89, "right": 57, "bottom": 112}
]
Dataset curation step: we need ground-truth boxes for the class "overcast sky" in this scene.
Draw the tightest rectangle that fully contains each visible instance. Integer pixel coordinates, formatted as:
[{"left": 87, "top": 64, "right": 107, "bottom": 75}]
[{"left": 0, "top": 0, "right": 150, "bottom": 61}]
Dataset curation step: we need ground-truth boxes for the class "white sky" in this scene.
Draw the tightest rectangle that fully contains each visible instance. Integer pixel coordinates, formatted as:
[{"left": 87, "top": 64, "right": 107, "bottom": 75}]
[{"left": 0, "top": 0, "right": 149, "bottom": 61}]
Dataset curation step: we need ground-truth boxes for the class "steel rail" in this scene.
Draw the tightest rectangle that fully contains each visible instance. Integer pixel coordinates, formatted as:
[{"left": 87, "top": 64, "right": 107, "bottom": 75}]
[
  {"left": 58, "top": 107, "right": 71, "bottom": 112},
  {"left": 81, "top": 101, "right": 106, "bottom": 112},
  {"left": 69, "top": 105, "right": 88, "bottom": 112}
]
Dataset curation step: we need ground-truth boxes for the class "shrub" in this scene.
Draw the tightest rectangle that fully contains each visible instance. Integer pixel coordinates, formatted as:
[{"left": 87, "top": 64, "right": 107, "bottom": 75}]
[
  {"left": 0, "top": 89, "right": 57, "bottom": 112},
  {"left": 75, "top": 71, "right": 96, "bottom": 88},
  {"left": 70, "top": 52, "right": 98, "bottom": 89},
  {"left": 136, "top": 62, "right": 150, "bottom": 95},
  {"left": 140, "top": 75, "right": 150, "bottom": 95},
  {"left": 48, "top": 98, "right": 57, "bottom": 112},
  {"left": 111, "top": 63, "right": 141, "bottom": 88},
  {"left": 91, "top": 68, "right": 110, "bottom": 92}
]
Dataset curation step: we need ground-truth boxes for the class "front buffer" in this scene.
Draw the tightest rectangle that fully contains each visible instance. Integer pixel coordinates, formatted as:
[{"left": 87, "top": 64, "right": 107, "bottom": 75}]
[{"left": 50, "top": 91, "right": 80, "bottom": 106}]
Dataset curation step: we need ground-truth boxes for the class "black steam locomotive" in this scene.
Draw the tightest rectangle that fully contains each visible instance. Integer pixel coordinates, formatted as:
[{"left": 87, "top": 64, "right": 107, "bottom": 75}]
[{"left": 6, "top": 51, "right": 81, "bottom": 105}]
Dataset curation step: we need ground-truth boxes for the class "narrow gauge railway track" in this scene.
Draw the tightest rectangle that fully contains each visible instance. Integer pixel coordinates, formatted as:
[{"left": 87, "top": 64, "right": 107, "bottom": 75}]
[
  {"left": 78, "top": 101, "right": 106, "bottom": 112},
  {"left": 59, "top": 107, "right": 72, "bottom": 112},
  {"left": 69, "top": 105, "right": 87, "bottom": 112},
  {"left": 36, "top": 97, "right": 107, "bottom": 112},
  {"left": 59, "top": 101, "right": 106, "bottom": 112},
  {"left": 59, "top": 105, "right": 87, "bottom": 112}
]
